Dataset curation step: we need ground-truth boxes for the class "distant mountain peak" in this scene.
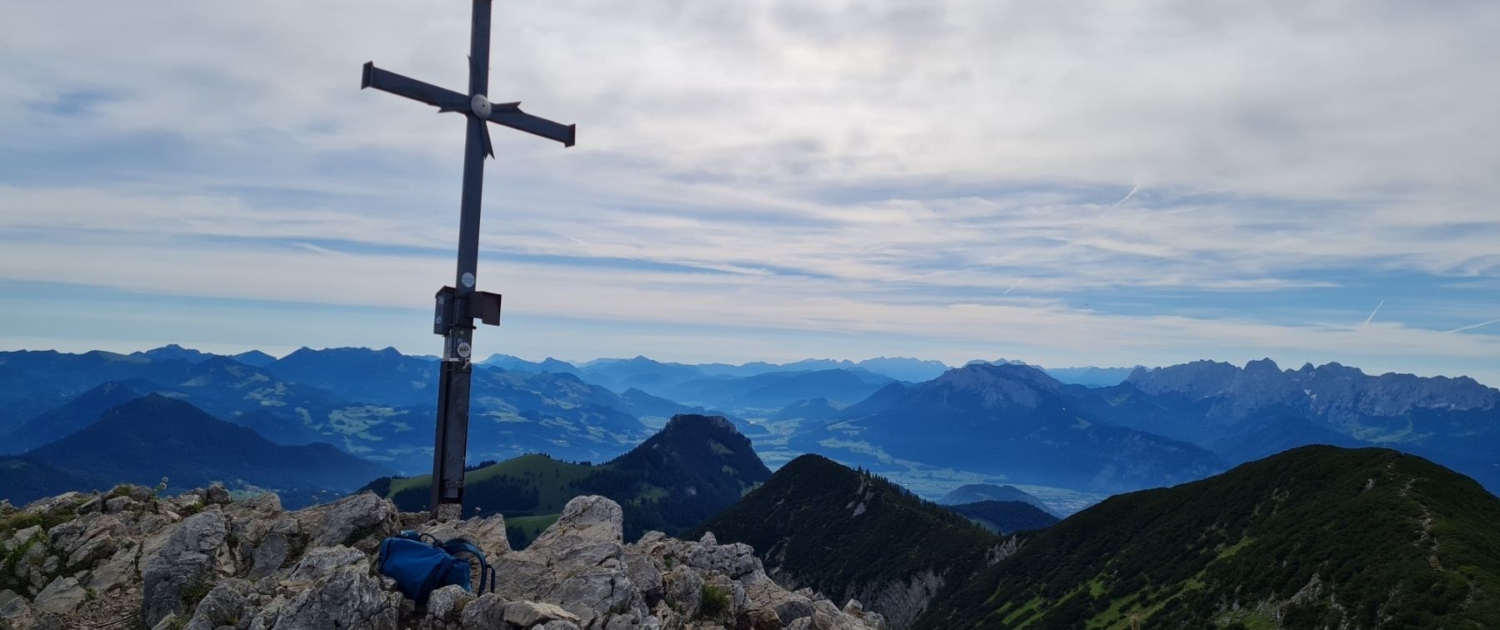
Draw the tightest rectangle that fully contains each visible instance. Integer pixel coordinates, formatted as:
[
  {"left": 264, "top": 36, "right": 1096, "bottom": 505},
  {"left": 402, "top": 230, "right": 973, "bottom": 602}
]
[
  {"left": 930, "top": 362, "right": 1061, "bottom": 407},
  {"left": 1243, "top": 357, "right": 1281, "bottom": 373}
]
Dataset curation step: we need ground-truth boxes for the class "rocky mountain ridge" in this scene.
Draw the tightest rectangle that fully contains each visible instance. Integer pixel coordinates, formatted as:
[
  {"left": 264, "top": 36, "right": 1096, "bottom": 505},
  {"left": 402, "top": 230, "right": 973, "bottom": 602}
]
[
  {"left": 0, "top": 486, "right": 882, "bottom": 630},
  {"left": 806, "top": 363, "right": 1226, "bottom": 492},
  {"left": 1125, "top": 358, "right": 1500, "bottom": 426}
]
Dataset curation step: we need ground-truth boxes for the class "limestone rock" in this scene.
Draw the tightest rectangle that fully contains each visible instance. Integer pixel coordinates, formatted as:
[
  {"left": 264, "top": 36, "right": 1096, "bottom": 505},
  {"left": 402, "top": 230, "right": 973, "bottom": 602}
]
[
  {"left": 457, "top": 593, "right": 510, "bottom": 630},
  {"left": 183, "top": 579, "right": 250, "bottom": 630},
  {"left": 21, "top": 492, "right": 84, "bottom": 518},
  {"left": 662, "top": 566, "right": 704, "bottom": 619},
  {"left": 532, "top": 496, "right": 624, "bottom": 548},
  {"left": 0, "top": 590, "right": 33, "bottom": 629},
  {"left": 505, "top": 599, "right": 583, "bottom": 626},
  {"left": 261, "top": 564, "right": 399, "bottom": 630},
  {"left": 104, "top": 496, "right": 135, "bottom": 514},
  {"left": 2, "top": 489, "right": 877, "bottom": 630},
  {"left": 304, "top": 492, "right": 398, "bottom": 550},
  {"left": 289, "top": 545, "right": 368, "bottom": 582},
  {"left": 421, "top": 513, "right": 510, "bottom": 560},
  {"left": 142, "top": 508, "right": 229, "bottom": 627},
  {"left": 425, "top": 584, "right": 472, "bottom": 626},
  {"left": 32, "top": 576, "right": 86, "bottom": 615}
]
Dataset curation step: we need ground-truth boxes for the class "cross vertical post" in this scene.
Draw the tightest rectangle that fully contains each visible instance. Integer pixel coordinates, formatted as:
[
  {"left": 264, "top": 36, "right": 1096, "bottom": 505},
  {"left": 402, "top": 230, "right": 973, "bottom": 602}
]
[{"left": 362, "top": 0, "right": 576, "bottom": 521}]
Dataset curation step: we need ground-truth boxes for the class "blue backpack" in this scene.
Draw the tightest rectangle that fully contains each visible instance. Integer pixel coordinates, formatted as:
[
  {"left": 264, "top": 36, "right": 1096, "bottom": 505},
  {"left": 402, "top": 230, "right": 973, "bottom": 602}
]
[{"left": 376, "top": 531, "right": 496, "bottom": 605}]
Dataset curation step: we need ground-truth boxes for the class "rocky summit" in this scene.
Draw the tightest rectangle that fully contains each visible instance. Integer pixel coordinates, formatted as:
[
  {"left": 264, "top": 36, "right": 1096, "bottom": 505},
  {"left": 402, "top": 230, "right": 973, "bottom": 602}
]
[{"left": 0, "top": 487, "right": 882, "bottom": 630}]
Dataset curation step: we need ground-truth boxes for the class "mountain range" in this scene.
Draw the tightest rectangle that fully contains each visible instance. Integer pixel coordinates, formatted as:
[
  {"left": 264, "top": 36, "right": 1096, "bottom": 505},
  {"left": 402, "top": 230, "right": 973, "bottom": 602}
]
[
  {"left": 1073, "top": 358, "right": 1500, "bottom": 490},
  {"left": 2, "top": 345, "right": 1495, "bottom": 509},
  {"left": 796, "top": 363, "right": 1227, "bottom": 493},
  {"left": 14, "top": 395, "right": 390, "bottom": 507}
]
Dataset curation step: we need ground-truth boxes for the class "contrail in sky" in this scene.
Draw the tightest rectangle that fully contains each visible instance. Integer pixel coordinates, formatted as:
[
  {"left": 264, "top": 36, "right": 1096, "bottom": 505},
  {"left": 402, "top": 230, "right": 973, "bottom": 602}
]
[
  {"left": 548, "top": 230, "right": 590, "bottom": 246},
  {"left": 1105, "top": 185, "right": 1141, "bottom": 212},
  {"left": 1003, "top": 277, "right": 1028, "bottom": 295},
  {"left": 1362, "top": 300, "right": 1384, "bottom": 327},
  {"left": 1447, "top": 318, "right": 1500, "bottom": 333},
  {"left": 1087, "top": 184, "right": 1141, "bottom": 223}
]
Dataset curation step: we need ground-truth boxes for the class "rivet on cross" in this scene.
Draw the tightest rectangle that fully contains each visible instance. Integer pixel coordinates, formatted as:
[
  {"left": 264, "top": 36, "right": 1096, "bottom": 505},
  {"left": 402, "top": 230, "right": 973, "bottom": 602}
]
[{"left": 362, "top": 0, "right": 575, "bottom": 520}]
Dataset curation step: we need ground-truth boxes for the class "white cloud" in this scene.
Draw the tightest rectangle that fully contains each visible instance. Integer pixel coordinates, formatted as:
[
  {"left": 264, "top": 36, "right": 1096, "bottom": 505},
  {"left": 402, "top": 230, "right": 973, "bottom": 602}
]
[{"left": 1, "top": 0, "right": 1497, "bottom": 382}]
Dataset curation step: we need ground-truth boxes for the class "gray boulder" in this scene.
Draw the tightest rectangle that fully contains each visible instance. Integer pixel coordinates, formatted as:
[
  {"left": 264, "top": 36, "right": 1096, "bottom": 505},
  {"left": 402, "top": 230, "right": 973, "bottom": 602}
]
[
  {"left": 457, "top": 593, "right": 510, "bottom": 630},
  {"left": 304, "top": 492, "right": 398, "bottom": 550},
  {"left": 183, "top": 580, "right": 250, "bottom": 630},
  {"left": 31, "top": 576, "right": 86, "bottom": 616},
  {"left": 263, "top": 564, "right": 400, "bottom": 630},
  {"left": 142, "top": 508, "right": 229, "bottom": 627},
  {"left": 504, "top": 600, "right": 583, "bottom": 626}
]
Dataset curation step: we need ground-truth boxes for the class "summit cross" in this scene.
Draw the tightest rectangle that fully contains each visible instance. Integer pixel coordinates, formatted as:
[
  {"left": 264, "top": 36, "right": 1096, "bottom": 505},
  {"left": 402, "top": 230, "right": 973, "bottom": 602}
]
[{"left": 361, "top": 0, "right": 576, "bottom": 520}]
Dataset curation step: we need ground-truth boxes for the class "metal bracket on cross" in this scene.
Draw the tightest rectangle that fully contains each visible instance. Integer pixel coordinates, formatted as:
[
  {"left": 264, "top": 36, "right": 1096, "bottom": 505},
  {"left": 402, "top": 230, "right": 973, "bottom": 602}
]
[{"left": 433, "top": 287, "right": 503, "bottom": 335}]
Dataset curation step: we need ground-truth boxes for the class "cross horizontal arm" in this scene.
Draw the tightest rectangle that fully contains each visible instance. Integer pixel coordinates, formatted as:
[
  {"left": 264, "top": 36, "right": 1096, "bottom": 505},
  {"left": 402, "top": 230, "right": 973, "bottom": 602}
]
[
  {"left": 362, "top": 62, "right": 468, "bottom": 110},
  {"left": 487, "top": 110, "right": 576, "bottom": 147}
]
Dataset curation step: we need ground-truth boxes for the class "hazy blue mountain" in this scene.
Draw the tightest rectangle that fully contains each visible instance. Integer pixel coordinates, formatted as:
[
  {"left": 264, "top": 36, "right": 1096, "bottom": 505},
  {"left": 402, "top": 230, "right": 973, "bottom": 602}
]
[
  {"left": 692, "top": 361, "right": 785, "bottom": 378},
  {"left": 946, "top": 500, "right": 1060, "bottom": 534},
  {"left": 268, "top": 346, "right": 436, "bottom": 406},
  {"left": 227, "top": 409, "right": 333, "bottom": 446},
  {"left": 169, "top": 356, "right": 348, "bottom": 420},
  {"left": 852, "top": 357, "right": 951, "bottom": 382},
  {"left": 4, "top": 380, "right": 156, "bottom": 454},
  {"left": 0, "top": 457, "right": 109, "bottom": 506},
  {"left": 770, "top": 397, "right": 844, "bottom": 422},
  {"left": 1209, "top": 412, "right": 1368, "bottom": 465},
  {"left": 938, "top": 483, "right": 1055, "bottom": 515},
  {"left": 1041, "top": 365, "right": 1137, "bottom": 388},
  {"left": 1084, "top": 358, "right": 1500, "bottom": 490},
  {"left": 835, "top": 381, "right": 911, "bottom": 418},
  {"left": 611, "top": 387, "right": 721, "bottom": 424},
  {"left": 657, "top": 369, "right": 895, "bottom": 412},
  {"left": 231, "top": 349, "right": 278, "bottom": 367},
  {"left": 241, "top": 347, "right": 652, "bottom": 470},
  {"left": 1125, "top": 359, "right": 1500, "bottom": 428},
  {"left": 0, "top": 349, "right": 197, "bottom": 394},
  {"left": 826, "top": 363, "right": 1226, "bottom": 493},
  {"left": 479, "top": 353, "right": 581, "bottom": 375},
  {"left": 235, "top": 369, "right": 650, "bottom": 475},
  {"left": 577, "top": 356, "right": 708, "bottom": 393},
  {"left": 0, "top": 365, "right": 67, "bottom": 435},
  {"left": 131, "top": 344, "right": 216, "bottom": 364},
  {"left": 26, "top": 395, "right": 390, "bottom": 503},
  {"left": 689, "top": 357, "right": 949, "bottom": 382}
]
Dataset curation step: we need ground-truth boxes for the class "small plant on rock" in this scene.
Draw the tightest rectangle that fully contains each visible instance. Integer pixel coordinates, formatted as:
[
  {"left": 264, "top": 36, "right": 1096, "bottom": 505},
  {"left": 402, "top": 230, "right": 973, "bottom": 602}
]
[{"left": 700, "top": 584, "right": 731, "bottom": 620}]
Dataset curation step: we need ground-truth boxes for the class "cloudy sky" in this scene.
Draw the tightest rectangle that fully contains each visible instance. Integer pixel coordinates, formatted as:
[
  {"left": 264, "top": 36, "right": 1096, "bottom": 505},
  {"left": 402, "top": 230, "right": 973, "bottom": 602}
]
[{"left": 2, "top": 0, "right": 1497, "bottom": 383}]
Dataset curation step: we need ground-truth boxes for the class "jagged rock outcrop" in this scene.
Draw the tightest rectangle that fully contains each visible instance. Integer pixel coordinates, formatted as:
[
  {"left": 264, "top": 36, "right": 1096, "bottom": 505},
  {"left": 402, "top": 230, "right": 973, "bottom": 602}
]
[{"left": 0, "top": 486, "right": 879, "bottom": 630}]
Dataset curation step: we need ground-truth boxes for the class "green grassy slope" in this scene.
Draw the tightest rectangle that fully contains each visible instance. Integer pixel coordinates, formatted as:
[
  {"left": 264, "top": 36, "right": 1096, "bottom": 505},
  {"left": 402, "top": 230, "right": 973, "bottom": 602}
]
[
  {"left": 693, "top": 454, "right": 999, "bottom": 627},
  {"left": 916, "top": 446, "right": 1500, "bottom": 629}
]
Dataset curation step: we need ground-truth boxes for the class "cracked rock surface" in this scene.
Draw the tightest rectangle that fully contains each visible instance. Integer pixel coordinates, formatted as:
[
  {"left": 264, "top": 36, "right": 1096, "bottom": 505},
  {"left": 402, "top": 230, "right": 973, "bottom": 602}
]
[{"left": 0, "top": 488, "right": 881, "bottom": 630}]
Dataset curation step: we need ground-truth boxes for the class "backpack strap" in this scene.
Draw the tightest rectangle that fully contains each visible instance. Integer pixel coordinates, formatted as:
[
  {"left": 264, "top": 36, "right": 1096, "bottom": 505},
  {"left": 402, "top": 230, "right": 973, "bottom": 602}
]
[
  {"left": 438, "top": 538, "right": 494, "bottom": 594},
  {"left": 396, "top": 530, "right": 442, "bottom": 545}
]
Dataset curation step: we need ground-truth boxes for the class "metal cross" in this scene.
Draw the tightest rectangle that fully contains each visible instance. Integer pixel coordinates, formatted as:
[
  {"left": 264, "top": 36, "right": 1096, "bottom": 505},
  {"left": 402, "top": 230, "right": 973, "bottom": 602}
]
[{"left": 362, "top": 0, "right": 575, "bottom": 520}]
